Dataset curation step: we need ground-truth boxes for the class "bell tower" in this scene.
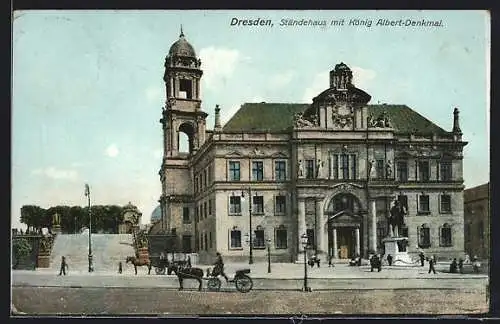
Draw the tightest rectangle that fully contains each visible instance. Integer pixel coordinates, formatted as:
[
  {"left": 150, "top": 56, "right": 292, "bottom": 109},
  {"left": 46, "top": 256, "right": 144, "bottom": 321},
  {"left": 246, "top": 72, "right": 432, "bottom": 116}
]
[
  {"left": 161, "top": 27, "right": 207, "bottom": 157},
  {"left": 159, "top": 28, "right": 207, "bottom": 233}
]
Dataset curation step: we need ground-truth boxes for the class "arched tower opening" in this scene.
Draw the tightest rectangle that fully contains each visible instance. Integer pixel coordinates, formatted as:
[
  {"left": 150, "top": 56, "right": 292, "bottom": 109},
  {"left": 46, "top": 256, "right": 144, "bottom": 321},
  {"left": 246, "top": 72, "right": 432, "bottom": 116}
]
[{"left": 178, "top": 122, "right": 195, "bottom": 154}]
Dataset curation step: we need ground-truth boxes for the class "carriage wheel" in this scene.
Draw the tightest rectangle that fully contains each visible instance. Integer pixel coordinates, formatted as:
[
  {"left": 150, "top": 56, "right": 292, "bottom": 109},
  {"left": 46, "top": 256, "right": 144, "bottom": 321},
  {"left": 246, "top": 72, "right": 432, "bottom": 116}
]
[
  {"left": 155, "top": 266, "right": 166, "bottom": 275},
  {"left": 207, "top": 277, "right": 221, "bottom": 292},
  {"left": 235, "top": 275, "right": 253, "bottom": 293}
]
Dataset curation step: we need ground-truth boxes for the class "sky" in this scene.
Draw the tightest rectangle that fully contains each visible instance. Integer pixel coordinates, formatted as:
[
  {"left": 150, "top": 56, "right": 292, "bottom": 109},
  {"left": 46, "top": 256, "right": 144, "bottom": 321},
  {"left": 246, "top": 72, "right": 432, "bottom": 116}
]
[{"left": 12, "top": 10, "right": 490, "bottom": 229}]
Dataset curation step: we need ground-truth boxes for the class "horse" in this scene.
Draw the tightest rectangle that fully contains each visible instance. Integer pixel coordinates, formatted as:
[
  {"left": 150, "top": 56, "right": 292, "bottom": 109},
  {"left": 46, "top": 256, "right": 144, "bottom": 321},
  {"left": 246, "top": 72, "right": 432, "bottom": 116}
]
[
  {"left": 126, "top": 256, "right": 152, "bottom": 275},
  {"left": 170, "top": 263, "right": 204, "bottom": 291}
]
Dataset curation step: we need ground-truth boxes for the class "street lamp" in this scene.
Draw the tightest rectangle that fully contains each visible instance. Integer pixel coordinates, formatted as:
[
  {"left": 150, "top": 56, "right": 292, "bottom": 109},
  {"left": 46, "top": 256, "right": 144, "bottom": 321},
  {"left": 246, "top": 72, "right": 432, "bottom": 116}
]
[
  {"left": 241, "top": 188, "right": 253, "bottom": 264},
  {"left": 301, "top": 233, "right": 310, "bottom": 292},
  {"left": 266, "top": 237, "right": 272, "bottom": 273},
  {"left": 84, "top": 184, "right": 93, "bottom": 273}
]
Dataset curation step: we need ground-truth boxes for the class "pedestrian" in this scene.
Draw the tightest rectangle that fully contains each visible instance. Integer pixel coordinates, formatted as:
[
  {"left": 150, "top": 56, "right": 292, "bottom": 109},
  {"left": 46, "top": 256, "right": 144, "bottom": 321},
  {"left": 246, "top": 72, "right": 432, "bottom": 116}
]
[
  {"left": 428, "top": 256, "right": 436, "bottom": 274},
  {"left": 58, "top": 256, "right": 68, "bottom": 276},
  {"left": 314, "top": 255, "right": 320, "bottom": 268},
  {"left": 213, "top": 252, "right": 229, "bottom": 282},
  {"left": 450, "top": 258, "right": 458, "bottom": 273},
  {"left": 186, "top": 255, "right": 192, "bottom": 268},
  {"left": 328, "top": 255, "right": 335, "bottom": 268},
  {"left": 387, "top": 254, "right": 393, "bottom": 266},
  {"left": 458, "top": 258, "right": 464, "bottom": 274},
  {"left": 419, "top": 251, "right": 425, "bottom": 267},
  {"left": 118, "top": 261, "right": 123, "bottom": 274},
  {"left": 206, "top": 267, "right": 211, "bottom": 277}
]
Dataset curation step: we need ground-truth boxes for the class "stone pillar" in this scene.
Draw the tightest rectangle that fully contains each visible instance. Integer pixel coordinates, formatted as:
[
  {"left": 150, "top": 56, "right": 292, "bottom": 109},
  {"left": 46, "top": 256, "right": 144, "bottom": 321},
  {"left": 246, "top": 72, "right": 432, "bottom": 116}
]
[
  {"left": 355, "top": 227, "right": 360, "bottom": 256},
  {"left": 316, "top": 199, "right": 324, "bottom": 253},
  {"left": 332, "top": 227, "right": 338, "bottom": 259},
  {"left": 196, "top": 79, "right": 200, "bottom": 99},
  {"left": 370, "top": 199, "right": 377, "bottom": 252},
  {"left": 297, "top": 199, "right": 306, "bottom": 255}
]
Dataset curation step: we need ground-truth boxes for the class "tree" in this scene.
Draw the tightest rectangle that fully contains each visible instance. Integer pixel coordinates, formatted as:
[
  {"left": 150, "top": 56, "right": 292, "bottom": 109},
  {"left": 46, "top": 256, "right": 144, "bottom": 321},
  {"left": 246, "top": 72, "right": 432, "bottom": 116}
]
[
  {"left": 20, "top": 205, "right": 45, "bottom": 232},
  {"left": 12, "top": 238, "right": 32, "bottom": 269}
]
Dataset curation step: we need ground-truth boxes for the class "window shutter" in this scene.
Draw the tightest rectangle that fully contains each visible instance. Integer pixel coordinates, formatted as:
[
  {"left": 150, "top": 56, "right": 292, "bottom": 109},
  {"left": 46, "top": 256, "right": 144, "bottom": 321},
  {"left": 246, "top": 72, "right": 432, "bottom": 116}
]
[
  {"left": 438, "top": 226, "right": 442, "bottom": 247},
  {"left": 417, "top": 226, "right": 421, "bottom": 246}
]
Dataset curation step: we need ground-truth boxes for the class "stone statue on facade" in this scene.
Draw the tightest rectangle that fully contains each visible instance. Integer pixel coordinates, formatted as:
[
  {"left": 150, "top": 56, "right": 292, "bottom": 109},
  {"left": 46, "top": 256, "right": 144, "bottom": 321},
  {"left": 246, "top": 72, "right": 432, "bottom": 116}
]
[
  {"left": 293, "top": 112, "right": 315, "bottom": 128},
  {"left": 316, "top": 159, "right": 323, "bottom": 178},
  {"left": 386, "top": 160, "right": 393, "bottom": 179},
  {"left": 369, "top": 159, "right": 377, "bottom": 179},
  {"left": 298, "top": 159, "right": 304, "bottom": 178}
]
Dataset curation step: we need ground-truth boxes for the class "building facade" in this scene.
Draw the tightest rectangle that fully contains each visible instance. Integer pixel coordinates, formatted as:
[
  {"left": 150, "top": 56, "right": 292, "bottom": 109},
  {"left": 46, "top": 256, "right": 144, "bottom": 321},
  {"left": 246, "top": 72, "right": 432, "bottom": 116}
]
[
  {"left": 464, "top": 183, "right": 490, "bottom": 259},
  {"left": 158, "top": 31, "right": 468, "bottom": 263}
]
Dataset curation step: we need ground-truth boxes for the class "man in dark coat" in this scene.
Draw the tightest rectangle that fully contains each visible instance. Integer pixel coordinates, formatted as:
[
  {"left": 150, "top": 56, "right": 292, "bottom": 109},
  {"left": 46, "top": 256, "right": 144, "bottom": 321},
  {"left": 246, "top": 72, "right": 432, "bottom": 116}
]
[
  {"left": 387, "top": 254, "right": 393, "bottom": 266},
  {"left": 428, "top": 256, "right": 436, "bottom": 274},
  {"left": 58, "top": 256, "right": 68, "bottom": 276},
  {"left": 450, "top": 258, "right": 458, "bottom": 273},
  {"left": 213, "top": 252, "right": 229, "bottom": 282},
  {"left": 419, "top": 252, "right": 425, "bottom": 267}
]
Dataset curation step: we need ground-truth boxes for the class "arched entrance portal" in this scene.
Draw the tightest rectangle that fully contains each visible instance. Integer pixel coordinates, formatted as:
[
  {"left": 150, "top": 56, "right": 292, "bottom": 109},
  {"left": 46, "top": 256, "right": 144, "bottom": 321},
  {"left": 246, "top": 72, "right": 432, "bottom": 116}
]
[{"left": 326, "top": 193, "right": 363, "bottom": 259}]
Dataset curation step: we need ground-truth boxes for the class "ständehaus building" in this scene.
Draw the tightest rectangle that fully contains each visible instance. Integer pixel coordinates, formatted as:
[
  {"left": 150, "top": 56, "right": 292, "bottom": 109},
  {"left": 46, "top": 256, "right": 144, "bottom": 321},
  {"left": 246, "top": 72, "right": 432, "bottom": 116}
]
[{"left": 158, "top": 31, "right": 467, "bottom": 263}]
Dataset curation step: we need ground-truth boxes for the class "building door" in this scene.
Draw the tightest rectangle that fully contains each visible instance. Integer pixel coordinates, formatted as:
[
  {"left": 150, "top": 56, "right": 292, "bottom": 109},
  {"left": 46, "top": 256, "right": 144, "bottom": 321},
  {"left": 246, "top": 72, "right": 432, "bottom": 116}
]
[{"left": 337, "top": 227, "right": 355, "bottom": 259}]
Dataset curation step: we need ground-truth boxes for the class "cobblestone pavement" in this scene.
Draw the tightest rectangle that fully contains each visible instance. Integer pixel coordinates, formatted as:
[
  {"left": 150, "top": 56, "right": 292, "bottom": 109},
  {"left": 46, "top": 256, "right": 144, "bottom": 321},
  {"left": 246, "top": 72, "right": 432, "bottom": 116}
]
[{"left": 12, "top": 287, "right": 488, "bottom": 315}]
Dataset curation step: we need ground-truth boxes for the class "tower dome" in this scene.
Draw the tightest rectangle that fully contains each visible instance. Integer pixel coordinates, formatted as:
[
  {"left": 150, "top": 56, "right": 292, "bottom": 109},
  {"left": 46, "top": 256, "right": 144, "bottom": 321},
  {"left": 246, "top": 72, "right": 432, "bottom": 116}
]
[{"left": 168, "top": 28, "right": 196, "bottom": 58}]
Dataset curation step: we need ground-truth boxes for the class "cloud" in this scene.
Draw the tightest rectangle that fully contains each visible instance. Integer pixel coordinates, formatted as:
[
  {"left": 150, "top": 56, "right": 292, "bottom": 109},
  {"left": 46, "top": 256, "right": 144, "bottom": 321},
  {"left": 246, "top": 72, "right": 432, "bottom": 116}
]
[
  {"left": 351, "top": 66, "right": 377, "bottom": 90},
  {"left": 105, "top": 144, "right": 119, "bottom": 158},
  {"left": 199, "top": 47, "right": 242, "bottom": 90},
  {"left": 268, "top": 70, "right": 295, "bottom": 89},
  {"left": 302, "top": 71, "right": 329, "bottom": 103},
  {"left": 31, "top": 167, "right": 79, "bottom": 181},
  {"left": 301, "top": 66, "right": 377, "bottom": 103},
  {"left": 145, "top": 85, "right": 163, "bottom": 104}
]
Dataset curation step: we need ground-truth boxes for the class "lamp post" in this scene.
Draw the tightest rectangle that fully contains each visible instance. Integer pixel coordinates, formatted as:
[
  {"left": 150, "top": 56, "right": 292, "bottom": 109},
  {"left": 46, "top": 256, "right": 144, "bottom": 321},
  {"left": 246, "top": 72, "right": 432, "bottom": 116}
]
[
  {"left": 266, "top": 238, "right": 271, "bottom": 273},
  {"left": 301, "top": 233, "right": 310, "bottom": 292},
  {"left": 241, "top": 188, "right": 253, "bottom": 264},
  {"left": 84, "top": 184, "right": 93, "bottom": 273}
]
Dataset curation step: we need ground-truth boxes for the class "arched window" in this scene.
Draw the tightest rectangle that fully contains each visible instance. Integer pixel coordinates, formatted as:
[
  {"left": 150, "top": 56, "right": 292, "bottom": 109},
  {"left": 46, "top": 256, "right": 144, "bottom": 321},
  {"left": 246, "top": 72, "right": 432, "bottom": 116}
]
[
  {"left": 418, "top": 224, "right": 431, "bottom": 248},
  {"left": 439, "top": 223, "right": 452, "bottom": 247},
  {"left": 178, "top": 122, "right": 195, "bottom": 154}
]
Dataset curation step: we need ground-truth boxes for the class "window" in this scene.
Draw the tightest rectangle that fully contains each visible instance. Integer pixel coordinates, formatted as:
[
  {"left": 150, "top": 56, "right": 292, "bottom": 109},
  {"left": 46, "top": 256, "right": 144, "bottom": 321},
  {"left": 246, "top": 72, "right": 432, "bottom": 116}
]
[
  {"left": 199, "top": 203, "right": 203, "bottom": 219},
  {"left": 208, "top": 199, "right": 213, "bottom": 215},
  {"left": 275, "top": 195, "right": 287, "bottom": 215},
  {"left": 183, "top": 207, "right": 190, "bottom": 224},
  {"left": 418, "top": 224, "right": 431, "bottom": 248},
  {"left": 252, "top": 161, "right": 264, "bottom": 181},
  {"left": 179, "top": 79, "right": 192, "bottom": 99},
  {"left": 254, "top": 228, "right": 265, "bottom": 248},
  {"left": 209, "top": 232, "right": 212, "bottom": 249},
  {"left": 230, "top": 229, "right": 242, "bottom": 248},
  {"left": 440, "top": 194, "right": 452, "bottom": 213},
  {"left": 305, "top": 159, "right": 315, "bottom": 179},
  {"left": 396, "top": 161, "right": 408, "bottom": 182},
  {"left": 350, "top": 154, "right": 357, "bottom": 180},
  {"left": 229, "top": 196, "right": 241, "bottom": 215},
  {"left": 341, "top": 154, "right": 349, "bottom": 179},
  {"left": 208, "top": 165, "right": 212, "bottom": 183},
  {"left": 275, "top": 227, "right": 287, "bottom": 249},
  {"left": 204, "top": 233, "right": 208, "bottom": 251},
  {"left": 195, "top": 206, "right": 199, "bottom": 223},
  {"left": 400, "top": 226, "right": 409, "bottom": 238},
  {"left": 440, "top": 224, "right": 452, "bottom": 247},
  {"left": 306, "top": 229, "right": 315, "bottom": 250},
  {"left": 200, "top": 233, "right": 203, "bottom": 250},
  {"left": 253, "top": 196, "right": 264, "bottom": 214},
  {"left": 275, "top": 161, "right": 287, "bottom": 181},
  {"left": 204, "top": 202, "right": 207, "bottom": 219},
  {"left": 418, "top": 194, "right": 430, "bottom": 214},
  {"left": 182, "top": 235, "right": 192, "bottom": 253},
  {"left": 229, "top": 161, "right": 240, "bottom": 181},
  {"left": 332, "top": 155, "right": 339, "bottom": 179},
  {"left": 478, "top": 220, "right": 484, "bottom": 240},
  {"left": 418, "top": 161, "right": 430, "bottom": 181},
  {"left": 376, "top": 159, "right": 384, "bottom": 179},
  {"left": 194, "top": 177, "right": 198, "bottom": 194},
  {"left": 440, "top": 161, "right": 452, "bottom": 181}
]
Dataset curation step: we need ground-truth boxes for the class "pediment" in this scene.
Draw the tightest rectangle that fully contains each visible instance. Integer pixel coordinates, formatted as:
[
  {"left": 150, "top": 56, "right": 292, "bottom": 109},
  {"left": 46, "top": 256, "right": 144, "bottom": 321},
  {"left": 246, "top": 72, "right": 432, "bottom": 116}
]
[
  {"left": 329, "top": 212, "right": 362, "bottom": 223},
  {"left": 271, "top": 152, "right": 288, "bottom": 158},
  {"left": 225, "top": 151, "right": 243, "bottom": 157}
]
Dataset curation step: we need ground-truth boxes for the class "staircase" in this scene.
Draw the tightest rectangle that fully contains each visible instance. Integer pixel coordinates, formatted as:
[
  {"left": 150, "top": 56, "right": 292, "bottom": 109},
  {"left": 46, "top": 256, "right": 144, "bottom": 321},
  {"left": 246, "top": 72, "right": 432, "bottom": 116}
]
[{"left": 49, "top": 234, "right": 135, "bottom": 273}]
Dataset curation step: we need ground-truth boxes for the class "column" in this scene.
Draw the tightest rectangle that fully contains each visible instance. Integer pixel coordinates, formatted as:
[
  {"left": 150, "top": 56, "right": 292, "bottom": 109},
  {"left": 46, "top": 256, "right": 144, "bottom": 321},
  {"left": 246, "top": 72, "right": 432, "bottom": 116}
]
[
  {"left": 316, "top": 199, "right": 324, "bottom": 253},
  {"left": 355, "top": 227, "right": 360, "bottom": 256},
  {"left": 297, "top": 199, "right": 306, "bottom": 254},
  {"left": 370, "top": 199, "right": 377, "bottom": 252},
  {"left": 196, "top": 79, "right": 200, "bottom": 99},
  {"left": 332, "top": 227, "right": 338, "bottom": 259}
]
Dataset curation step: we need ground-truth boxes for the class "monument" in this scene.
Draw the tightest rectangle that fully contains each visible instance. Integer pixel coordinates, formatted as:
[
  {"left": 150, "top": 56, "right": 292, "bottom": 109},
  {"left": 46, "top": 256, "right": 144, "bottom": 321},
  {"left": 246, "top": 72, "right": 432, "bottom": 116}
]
[
  {"left": 382, "top": 200, "right": 414, "bottom": 266},
  {"left": 52, "top": 213, "right": 62, "bottom": 234}
]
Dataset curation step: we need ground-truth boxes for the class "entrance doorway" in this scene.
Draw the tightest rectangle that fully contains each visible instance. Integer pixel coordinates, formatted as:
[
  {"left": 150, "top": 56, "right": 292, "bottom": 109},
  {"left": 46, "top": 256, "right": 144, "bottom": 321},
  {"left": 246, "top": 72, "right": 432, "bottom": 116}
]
[{"left": 337, "top": 227, "right": 355, "bottom": 259}]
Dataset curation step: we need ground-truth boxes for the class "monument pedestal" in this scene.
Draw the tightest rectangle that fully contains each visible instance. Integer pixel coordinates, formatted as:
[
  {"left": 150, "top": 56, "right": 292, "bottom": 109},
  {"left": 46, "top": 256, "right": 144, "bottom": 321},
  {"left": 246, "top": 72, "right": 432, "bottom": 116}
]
[
  {"left": 37, "top": 254, "right": 51, "bottom": 268},
  {"left": 382, "top": 236, "right": 415, "bottom": 266}
]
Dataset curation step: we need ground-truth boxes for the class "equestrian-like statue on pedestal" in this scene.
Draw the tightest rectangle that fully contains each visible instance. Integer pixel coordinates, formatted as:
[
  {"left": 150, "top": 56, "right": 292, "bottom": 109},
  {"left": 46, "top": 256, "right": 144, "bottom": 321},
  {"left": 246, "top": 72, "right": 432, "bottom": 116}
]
[{"left": 388, "top": 200, "right": 406, "bottom": 237}]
